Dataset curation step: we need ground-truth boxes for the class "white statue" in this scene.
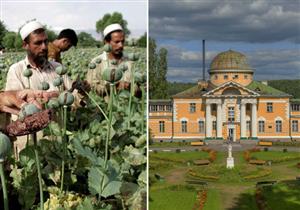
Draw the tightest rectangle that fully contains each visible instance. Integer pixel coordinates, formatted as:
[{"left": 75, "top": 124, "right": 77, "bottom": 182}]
[{"left": 226, "top": 142, "right": 234, "bottom": 169}]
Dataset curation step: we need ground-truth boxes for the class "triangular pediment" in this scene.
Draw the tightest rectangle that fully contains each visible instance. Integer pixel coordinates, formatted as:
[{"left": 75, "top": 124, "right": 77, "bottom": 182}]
[{"left": 203, "top": 81, "right": 260, "bottom": 97}]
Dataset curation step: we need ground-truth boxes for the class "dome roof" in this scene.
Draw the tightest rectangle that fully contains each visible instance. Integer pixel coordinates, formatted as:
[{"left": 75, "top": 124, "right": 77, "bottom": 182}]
[{"left": 209, "top": 50, "right": 254, "bottom": 73}]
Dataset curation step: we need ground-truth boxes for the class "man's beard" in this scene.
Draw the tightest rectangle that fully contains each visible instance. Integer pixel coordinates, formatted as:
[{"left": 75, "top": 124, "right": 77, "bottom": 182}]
[{"left": 28, "top": 50, "right": 48, "bottom": 66}]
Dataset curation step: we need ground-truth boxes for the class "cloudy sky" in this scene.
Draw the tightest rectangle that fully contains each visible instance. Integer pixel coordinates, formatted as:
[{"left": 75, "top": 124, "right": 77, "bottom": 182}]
[
  {"left": 150, "top": 0, "right": 300, "bottom": 82},
  {"left": 1, "top": 0, "right": 147, "bottom": 39}
]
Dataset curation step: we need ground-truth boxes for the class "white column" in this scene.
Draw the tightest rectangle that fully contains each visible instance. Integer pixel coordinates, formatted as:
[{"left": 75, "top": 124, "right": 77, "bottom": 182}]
[
  {"left": 217, "top": 103, "right": 222, "bottom": 139},
  {"left": 251, "top": 103, "right": 257, "bottom": 139},
  {"left": 205, "top": 103, "right": 212, "bottom": 138},
  {"left": 240, "top": 102, "right": 246, "bottom": 139}
]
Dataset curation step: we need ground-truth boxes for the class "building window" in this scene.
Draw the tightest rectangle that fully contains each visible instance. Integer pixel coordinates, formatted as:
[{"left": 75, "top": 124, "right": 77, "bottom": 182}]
[
  {"left": 276, "top": 120, "right": 282, "bottom": 133},
  {"left": 212, "top": 121, "right": 217, "bottom": 130},
  {"left": 190, "top": 103, "right": 196, "bottom": 113},
  {"left": 181, "top": 121, "right": 187, "bottom": 133},
  {"left": 198, "top": 121, "right": 205, "bottom": 133},
  {"left": 159, "top": 121, "right": 165, "bottom": 133},
  {"left": 292, "top": 120, "right": 298, "bottom": 132},
  {"left": 258, "top": 121, "right": 265, "bottom": 133},
  {"left": 233, "top": 75, "right": 238, "bottom": 79},
  {"left": 224, "top": 75, "right": 228, "bottom": 80},
  {"left": 166, "top": 105, "right": 172, "bottom": 112},
  {"left": 228, "top": 107, "right": 235, "bottom": 122},
  {"left": 158, "top": 105, "right": 165, "bottom": 111},
  {"left": 150, "top": 105, "right": 157, "bottom": 112},
  {"left": 291, "top": 104, "right": 300, "bottom": 111},
  {"left": 267, "top": 103, "right": 273, "bottom": 112},
  {"left": 214, "top": 75, "right": 218, "bottom": 80},
  {"left": 244, "top": 75, "right": 248, "bottom": 79},
  {"left": 246, "top": 121, "right": 251, "bottom": 131}
]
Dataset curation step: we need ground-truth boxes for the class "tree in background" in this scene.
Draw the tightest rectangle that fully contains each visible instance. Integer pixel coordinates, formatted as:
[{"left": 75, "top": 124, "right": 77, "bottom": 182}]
[
  {"left": 96, "top": 12, "right": 130, "bottom": 38},
  {"left": 156, "top": 48, "right": 168, "bottom": 99},
  {"left": 149, "top": 38, "right": 157, "bottom": 99},
  {"left": 149, "top": 38, "right": 169, "bottom": 99},
  {"left": 45, "top": 27, "right": 57, "bottom": 42},
  {"left": 2, "top": 32, "right": 22, "bottom": 50},
  {"left": 77, "top": 32, "right": 98, "bottom": 47},
  {"left": 0, "top": 21, "right": 7, "bottom": 48},
  {"left": 137, "top": 33, "right": 146, "bottom": 48}
]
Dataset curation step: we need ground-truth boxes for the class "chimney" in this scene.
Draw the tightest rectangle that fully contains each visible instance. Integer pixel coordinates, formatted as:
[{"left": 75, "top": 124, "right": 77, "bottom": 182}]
[{"left": 202, "top": 40, "right": 206, "bottom": 81}]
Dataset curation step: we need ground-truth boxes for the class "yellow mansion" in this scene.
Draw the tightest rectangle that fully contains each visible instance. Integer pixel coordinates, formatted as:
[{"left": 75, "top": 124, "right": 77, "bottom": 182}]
[{"left": 149, "top": 50, "right": 300, "bottom": 142}]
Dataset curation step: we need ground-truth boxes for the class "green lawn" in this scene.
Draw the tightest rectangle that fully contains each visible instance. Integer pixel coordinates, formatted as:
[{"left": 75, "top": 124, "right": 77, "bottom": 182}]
[
  {"left": 251, "top": 151, "right": 300, "bottom": 161},
  {"left": 149, "top": 150, "right": 300, "bottom": 210},
  {"left": 261, "top": 180, "right": 300, "bottom": 210},
  {"left": 149, "top": 186, "right": 197, "bottom": 210},
  {"left": 203, "top": 189, "right": 221, "bottom": 210}
]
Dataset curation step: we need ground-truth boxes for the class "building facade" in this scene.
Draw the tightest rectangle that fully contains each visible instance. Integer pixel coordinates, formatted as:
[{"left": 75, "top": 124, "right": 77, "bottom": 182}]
[{"left": 149, "top": 50, "right": 300, "bottom": 142}]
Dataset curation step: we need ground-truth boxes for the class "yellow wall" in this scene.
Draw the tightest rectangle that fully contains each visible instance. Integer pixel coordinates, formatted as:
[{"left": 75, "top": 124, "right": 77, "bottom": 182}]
[{"left": 210, "top": 72, "right": 253, "bottom": 86}]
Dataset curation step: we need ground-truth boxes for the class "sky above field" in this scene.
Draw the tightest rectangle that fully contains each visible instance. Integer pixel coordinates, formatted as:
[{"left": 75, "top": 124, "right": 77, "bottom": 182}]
[
  {"left": 0, "top": 0, "right": 147, "bottom": 39},
  {"left": 150, "top": 0, "right": 300, "bottom": 82}
]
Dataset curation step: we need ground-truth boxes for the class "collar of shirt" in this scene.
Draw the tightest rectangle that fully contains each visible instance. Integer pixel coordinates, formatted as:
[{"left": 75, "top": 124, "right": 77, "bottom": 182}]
[{"left": 24, "top": 56, "right": 53, "bottom": 72}]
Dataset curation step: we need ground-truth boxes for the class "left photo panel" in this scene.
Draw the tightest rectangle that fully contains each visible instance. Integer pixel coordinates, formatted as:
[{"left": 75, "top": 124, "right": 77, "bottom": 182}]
[{"left": 0, "top": 0, "right": 147, "bottom": 209}]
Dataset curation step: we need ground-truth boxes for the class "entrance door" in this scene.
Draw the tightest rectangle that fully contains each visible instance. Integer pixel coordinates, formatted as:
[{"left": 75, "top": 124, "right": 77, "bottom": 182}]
[{"left": 228, "top": 128, "right": 234, "bottom": 142}]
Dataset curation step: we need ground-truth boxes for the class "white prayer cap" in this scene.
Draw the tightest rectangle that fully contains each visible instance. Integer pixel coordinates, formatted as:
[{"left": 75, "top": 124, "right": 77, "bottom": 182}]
[
  {"left": 20, "top": 20, "right": 44, "bottom": 40},
  {"left": 103, "top": 23, "right": 123, "bottom": 39}
]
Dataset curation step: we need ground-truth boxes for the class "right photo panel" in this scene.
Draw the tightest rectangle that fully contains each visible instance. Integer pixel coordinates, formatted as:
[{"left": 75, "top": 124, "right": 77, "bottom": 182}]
[{"left": 148, "top": 1, "right": 300, "bottom": 210}]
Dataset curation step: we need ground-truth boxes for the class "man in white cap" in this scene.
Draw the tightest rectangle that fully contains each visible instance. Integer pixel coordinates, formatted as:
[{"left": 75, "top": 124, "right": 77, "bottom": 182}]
[
  {"left": 5, "top": 20, "right": 72, "bottom": 91},
  {"left": 4, "top": 20, "right": 86, "bottom": 157},
  {"left": 86, "top": 23, "right": 132, "bottom": 96}
]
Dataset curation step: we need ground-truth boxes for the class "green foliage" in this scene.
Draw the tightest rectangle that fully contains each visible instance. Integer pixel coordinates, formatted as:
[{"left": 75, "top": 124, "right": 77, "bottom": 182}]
[
  {"left": 149, "top": 38, "right": 169, "bottom": 99},
  {"left": 96, "top": 12, "right": 130, "bottom": 37},
  {"left": 2, "top": 44, "right": 146, "bottom": 209},
  {"left": 268, "top": 80, "right": 300, "bottom": 98},
  {"left": 77, "top": 32, "right": 98, "bottom": 47},
  {"left": 137, "top": 33, "right": 147, "bottom": 47},
  {"left": 1, "top": 31, "right": 23, "bottom": 51},
  {"left": 0, "top": 21, "right": 7, "bottom": 47}
]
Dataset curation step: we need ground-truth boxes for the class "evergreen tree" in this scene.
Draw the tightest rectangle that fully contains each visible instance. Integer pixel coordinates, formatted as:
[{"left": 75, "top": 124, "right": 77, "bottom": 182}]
[
  {"left": 149, "top": 37, "right": 169, "bottom": 99},
  {"left": 149, "top": 38, "right": 157, "bottom": 99},
  {"left": 156, "top": 48, "right": 168, "bottom": 99}
]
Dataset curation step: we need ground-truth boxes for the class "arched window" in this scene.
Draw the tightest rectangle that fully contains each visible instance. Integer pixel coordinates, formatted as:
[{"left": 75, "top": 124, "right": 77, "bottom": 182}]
[
  {"left": 258, "top": 121, "right": 265, "bottom": 133},
  {"left": 198, "top": 121, "right": 205, "bottom": 133},
  {"left": 181, "top": 121, "right": 187, "bottom": 133},
  {"left": 276, "top": 120, "right": 282, "bottom": 133},
  {"left": 159, "top": 121, "right": 165, "bottom": 133}
]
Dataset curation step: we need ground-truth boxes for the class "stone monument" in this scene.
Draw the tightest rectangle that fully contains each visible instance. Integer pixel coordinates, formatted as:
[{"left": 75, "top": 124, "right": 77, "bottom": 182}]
[{"left": 226, "top": 142, "right": 234, "bottom": 169}]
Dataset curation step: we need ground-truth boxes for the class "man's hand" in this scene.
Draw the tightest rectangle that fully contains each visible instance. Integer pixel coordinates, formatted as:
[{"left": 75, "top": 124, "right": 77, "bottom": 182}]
[{"left": 0, "top": 90, "right": 58, "bottom": 115}]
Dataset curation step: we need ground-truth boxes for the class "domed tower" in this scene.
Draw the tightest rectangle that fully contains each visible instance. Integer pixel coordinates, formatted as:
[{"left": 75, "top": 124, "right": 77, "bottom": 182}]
[{"left": 209, "top": 50, "right": 254, "bottom": 87}]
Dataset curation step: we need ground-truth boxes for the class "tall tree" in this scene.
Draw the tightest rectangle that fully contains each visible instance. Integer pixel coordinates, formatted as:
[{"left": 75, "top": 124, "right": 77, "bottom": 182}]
[
  {"left": 156, "top": 48, "right": 168, "bottom": 99},
  {"left": 0, "top": 21, "right": 7, "bottom": 47},
  {"left": 149, "top": 38, "right": 157, "bottom": 99},
  {"left": 95, "top": 12, "right": 130, "bottom": 38},
  {"left": 2, "top": 32, "right": 16, "bottom": 49},
  {"left": 77, "top": 32, "right": 98, "bottom": 47},
  {"left": 137, "top": 32, "right": 146, "bottom": 48}
]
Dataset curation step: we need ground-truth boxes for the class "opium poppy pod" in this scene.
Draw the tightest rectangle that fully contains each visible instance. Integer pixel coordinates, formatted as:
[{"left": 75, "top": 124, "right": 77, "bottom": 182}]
[
  {"left": 47, "top": 98, "right": 60, "bottom": 109},
  {"left": 58, "top": 91, "right": 75, "bottom": 106},
  {"left": 89, "top": 62, "right": 96, "bottom": 69},
  {"left": 53, "top": 77, "right": 63, "bottom": 87},
  {"left": 0, "top": 132, "right": 11, "bottom": 160},
  {"left": 38, "top": 81, "right": 50, "bottom": 90},
  {"left": 103, "top": 44, "right": 112, "bottom": 53},
  {"left": 55, "top": 65, "right": 68, "bottom": 75},
  {"left": 23, "top": 68, "right": 33, "bottom": 78},
  {"left": 19, "top": 103, "right": 40, "bottom": 120},
  {"left": 103, "top": 67, "right": 123, "bottom": 83}
]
